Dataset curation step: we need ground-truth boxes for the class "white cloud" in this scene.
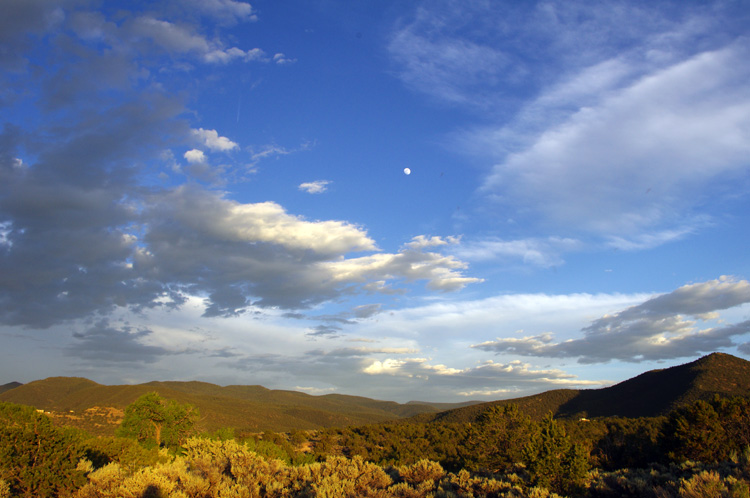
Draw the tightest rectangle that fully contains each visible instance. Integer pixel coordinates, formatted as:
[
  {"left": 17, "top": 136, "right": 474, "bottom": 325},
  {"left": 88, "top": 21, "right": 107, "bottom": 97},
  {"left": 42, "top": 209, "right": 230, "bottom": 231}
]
[
  {"left": 204, "top": 46, "right": 265, "bottom": 64},
  {"left": 298, "top": 180, "right": 330, "bottom": 194},
  {"left": 321, "top": 236, "right": 482, "bottom": 293},
  {"left": 273, "top": 53, "right": 296, "bottom": 65},
  {"left": 481, "top": 41, "right": 750, "bottom": 237},
  {"left": 454, "top": 236, "right": 581, "bottom": 267},
  {"left": 191, "top": 128, "right": 238, "bottom": 152},
  {"left": 183, "top": 148, "right": 206, "bottom": 163},
  {"left": 151, "top": 186, "right": 376, "bottom": 254},
  {"left": 360, "top": 291, "right": 646, "bottom": 345},
  {"left": 141, "top": 188, "right": 479, "bottom": 314},
  {"left": 364, "top": 358, "right": 406, "bottom": 375},
  {"left": 184, "top": 0, "right": 257, "bottom": 25},
  {"left": 405, "top": 235, "right": 459, "bottom": 250},
  {"left": 295, "top": 386, "right": 336, "bottom": 395},
  {"left": 360, "top": 355, "right": 606, "bottom": 398},
  {"left": 605, "top": 225, "right": 700, "bottom": 251}
]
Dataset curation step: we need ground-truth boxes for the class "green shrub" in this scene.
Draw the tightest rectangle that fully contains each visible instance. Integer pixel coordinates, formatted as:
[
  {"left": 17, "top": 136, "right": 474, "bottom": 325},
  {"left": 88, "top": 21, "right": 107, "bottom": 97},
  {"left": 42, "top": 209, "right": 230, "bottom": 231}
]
[
  {"left": 0, "top": 402, "right": 87, "bottom": 497},
  {"left": 83, "top": 436, "right": 166, "bottom": 472}
]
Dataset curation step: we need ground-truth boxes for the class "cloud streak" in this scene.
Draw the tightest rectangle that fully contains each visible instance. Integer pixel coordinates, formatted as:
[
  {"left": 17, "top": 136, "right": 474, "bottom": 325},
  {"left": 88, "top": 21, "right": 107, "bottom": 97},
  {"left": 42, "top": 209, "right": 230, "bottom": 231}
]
[
  {"left": 473, "top": 277, "right": 750, "bottom": 363},
  {"left": 482, "top": 42, "right": 750, "bottom": 238},
  {"left": 298, "top": 180, "right": 331, "bottom": 194}
]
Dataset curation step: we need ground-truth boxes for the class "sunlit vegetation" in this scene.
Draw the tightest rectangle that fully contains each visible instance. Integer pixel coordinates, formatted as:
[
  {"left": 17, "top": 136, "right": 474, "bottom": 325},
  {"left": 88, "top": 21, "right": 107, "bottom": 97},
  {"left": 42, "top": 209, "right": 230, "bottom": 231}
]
[
  {"left": 115, "top": 392, "right": 199, "bottom": 450},
  {"left": 3, "top": 394, "right": 750, "bottom": 496}
]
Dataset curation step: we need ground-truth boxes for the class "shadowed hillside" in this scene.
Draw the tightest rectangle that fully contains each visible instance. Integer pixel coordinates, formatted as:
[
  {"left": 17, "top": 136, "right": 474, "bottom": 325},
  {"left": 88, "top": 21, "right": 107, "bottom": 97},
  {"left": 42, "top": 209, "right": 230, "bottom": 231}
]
[
  {"left": 555, "top": 351, "right": 750, "bottom": 418},
  {"left": 420, "top": 353, "right": 750, "bottom": 423},
  {"left": 0, "top": 381, "right": 22, "bottom": 395}
]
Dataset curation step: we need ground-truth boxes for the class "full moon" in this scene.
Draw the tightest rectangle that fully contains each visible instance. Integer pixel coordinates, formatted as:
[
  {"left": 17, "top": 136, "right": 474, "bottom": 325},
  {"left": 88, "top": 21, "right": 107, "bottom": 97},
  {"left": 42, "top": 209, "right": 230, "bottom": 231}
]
[{"left": 403, "top": 167, "right": 411, "bottom": 175}]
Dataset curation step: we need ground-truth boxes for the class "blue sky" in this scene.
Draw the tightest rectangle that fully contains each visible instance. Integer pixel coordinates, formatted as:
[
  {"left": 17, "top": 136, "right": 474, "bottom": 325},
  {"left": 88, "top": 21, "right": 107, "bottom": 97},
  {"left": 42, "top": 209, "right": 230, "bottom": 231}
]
[{"left": 1, "top": 0, "right": 750, "bottom": 402}]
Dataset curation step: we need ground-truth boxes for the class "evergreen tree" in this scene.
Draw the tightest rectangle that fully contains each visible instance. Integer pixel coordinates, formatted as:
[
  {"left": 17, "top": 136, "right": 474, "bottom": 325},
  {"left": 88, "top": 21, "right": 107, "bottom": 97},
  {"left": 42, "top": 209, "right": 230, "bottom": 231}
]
[
  {"left": 523, "top": 412, "right": 589, "bottom": 495},
  {"left": 462, "top": 404, "right": 533, "bottom": 472},
  {"left": 661, "top": 399, "right": 726, "bottom": 462},
  {"left": 116, "top": 392, "right": 198, "bottom": 449}
]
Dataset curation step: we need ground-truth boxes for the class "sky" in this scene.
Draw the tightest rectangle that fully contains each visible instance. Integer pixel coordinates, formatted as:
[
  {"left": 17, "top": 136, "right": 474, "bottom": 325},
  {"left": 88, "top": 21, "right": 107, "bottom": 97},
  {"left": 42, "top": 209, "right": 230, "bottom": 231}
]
[{"left": 1, "top": 0, "right": 750, "bottom": 403}]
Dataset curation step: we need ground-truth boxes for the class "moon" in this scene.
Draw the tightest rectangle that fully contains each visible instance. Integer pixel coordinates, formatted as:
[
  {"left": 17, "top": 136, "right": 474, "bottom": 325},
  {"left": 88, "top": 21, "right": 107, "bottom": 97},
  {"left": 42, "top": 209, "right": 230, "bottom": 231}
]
[{"left": 403, "top": 167, "right": 411, "bottom": 175}]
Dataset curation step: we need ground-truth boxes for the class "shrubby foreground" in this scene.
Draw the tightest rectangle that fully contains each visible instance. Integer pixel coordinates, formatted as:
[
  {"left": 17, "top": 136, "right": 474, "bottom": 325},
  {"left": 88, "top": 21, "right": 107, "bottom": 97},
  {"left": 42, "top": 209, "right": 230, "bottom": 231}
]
[{"left": 3, "top": 395, "right": 750, "bottom": 497}]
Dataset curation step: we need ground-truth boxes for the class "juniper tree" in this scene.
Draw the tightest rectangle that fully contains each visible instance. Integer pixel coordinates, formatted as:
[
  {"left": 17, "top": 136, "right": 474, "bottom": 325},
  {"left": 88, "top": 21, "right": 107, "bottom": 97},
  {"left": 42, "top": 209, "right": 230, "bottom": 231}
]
[
  {"left": 116, "top": 392, "right": 198, "bottom": 449},
  {"left": 523, "top": 412, "right": 589, "bottom": 495}
]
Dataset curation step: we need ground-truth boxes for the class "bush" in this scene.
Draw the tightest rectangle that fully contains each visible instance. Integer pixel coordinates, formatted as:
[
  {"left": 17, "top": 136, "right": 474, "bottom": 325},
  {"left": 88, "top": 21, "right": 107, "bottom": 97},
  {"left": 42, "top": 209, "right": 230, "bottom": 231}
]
[
  {"left": 83, "top": 436, "right": 167, "bottom": 473},
  {"left": 679, "top": 470, "right": 750, "bottom": 498},
  {"left": 397, "top": 459, "right": 445, "bottom": 486},
  {"left": 0, "top": 402, "right": 87, "bottom": 497}
]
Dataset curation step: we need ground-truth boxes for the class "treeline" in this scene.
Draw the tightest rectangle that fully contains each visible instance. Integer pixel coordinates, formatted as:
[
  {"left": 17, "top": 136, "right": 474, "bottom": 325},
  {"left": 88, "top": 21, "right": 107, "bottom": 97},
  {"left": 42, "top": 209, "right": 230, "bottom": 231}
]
[
  {"left": 2, "top": 394, "right": 750, "bottom": 497},
  {"left": 318, "top": 396, "right": 750, "bottom": 473}
]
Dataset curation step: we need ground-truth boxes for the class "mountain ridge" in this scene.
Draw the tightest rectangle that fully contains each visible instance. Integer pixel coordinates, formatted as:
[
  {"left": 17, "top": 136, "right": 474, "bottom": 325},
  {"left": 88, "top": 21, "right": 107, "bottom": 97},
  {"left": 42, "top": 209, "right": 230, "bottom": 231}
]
[
  {"left": 3, "top": 352, "right": 750, "bottom": 433},
  {"left": 0, "top": 376, "right": 463, "bottom": 434},
  {"left": 419, "top": 352, "right": 750, "bottom": 423}
]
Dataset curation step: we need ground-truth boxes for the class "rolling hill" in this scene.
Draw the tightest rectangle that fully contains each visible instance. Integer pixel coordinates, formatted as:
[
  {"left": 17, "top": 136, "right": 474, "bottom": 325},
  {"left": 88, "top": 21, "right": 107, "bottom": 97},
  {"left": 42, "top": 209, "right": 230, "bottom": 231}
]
[
  {"left": 422, "top": 352, "right": 750, "bottom": 423},
  {"left": 0, "top": 376, "right": 469, "bottom": 435}
]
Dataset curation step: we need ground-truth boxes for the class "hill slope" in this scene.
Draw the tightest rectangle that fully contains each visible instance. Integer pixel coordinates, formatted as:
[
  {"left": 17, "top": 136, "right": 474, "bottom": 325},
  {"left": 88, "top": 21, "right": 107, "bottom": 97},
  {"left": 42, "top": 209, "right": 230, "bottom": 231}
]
[
  {"left": 0, "top": 382, "right": 22, "bottom": 395},
  {"left": 425, "top": 353, "right": 750, "bottom": 423},
  {"left": 0, "top": 377, "right": 445, "bottom": 434}
]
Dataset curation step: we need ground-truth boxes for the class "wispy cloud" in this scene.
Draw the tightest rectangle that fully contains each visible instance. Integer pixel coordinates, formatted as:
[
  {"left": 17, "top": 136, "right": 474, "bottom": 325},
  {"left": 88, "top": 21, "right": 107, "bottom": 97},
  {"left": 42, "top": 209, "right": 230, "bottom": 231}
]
[
  {"left": 299, "top": 180, "right": 330, "bottom": 194},
  {"left": 183, "top": 0, "right": 257, "bottom": 25},
  {"left": 481, "top": 42, "right": 750, "bottom": 238},
  {"left": 473, "top": 277, "right": 750, "bottom": 363},
  {"left": 273, "top": 53, "right": 296, "bottom": 65},
  {"left": 454, "top": 236, "right": 581, "bottom": 267},
  {"left": 392, "top": 1, "right": 750, "bottom": 253}
]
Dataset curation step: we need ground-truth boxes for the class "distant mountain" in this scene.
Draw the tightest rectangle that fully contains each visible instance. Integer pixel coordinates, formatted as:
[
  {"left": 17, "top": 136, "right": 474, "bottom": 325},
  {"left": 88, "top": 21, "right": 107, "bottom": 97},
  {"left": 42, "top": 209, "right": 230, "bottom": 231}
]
[
  {"left": 0, "top": 381, "right": 22, "bottom": 395},
  {"left": 422, "top": 353, "right": 750, "bottom": 423},
  {"left": 0, "top": 377, "right": 463, "bottom": 434},
  {"left": 407, "top": 400, "right": 484, "bottom": 411},
  {"left": 3, "top": 353, "right": 749, "bottom": 435}
]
